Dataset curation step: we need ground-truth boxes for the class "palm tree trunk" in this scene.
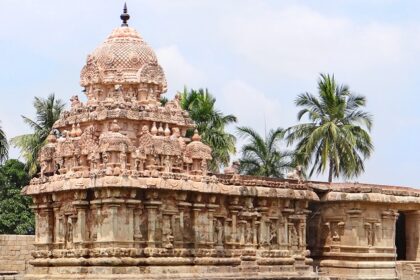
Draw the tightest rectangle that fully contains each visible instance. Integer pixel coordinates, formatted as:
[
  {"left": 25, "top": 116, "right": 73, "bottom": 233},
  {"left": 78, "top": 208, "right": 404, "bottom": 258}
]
[{"left": 328, "top": 160, "right": 333, "bottom": 183}]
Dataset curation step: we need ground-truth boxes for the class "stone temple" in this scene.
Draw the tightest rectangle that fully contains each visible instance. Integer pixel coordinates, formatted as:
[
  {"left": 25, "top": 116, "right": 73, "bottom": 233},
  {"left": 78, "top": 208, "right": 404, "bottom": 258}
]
[{"left": 17, "top": 5, "right": 420, "bottom": 280}]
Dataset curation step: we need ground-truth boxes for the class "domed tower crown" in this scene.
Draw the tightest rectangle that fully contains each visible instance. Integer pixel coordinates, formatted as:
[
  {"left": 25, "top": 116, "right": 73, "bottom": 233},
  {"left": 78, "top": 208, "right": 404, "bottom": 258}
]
[{"left": 80, "top": 4, "right": 167, "bottom": 106}]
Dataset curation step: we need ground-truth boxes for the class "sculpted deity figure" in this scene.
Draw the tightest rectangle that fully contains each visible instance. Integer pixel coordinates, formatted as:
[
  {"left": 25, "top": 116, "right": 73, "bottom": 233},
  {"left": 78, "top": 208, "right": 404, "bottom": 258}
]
[
  {"left": 89, "top": 151, "right": 100, "bottom": 170},
  {"left": 287, "top": 165, "right": 304, "bottom": 181},
  {"left": 66, "top": 216, "right": 74, "bottom": 248},
  {"left": 132, "top": 147, "right": 146, "bottom": 171},
  {"left": 214, "top": 219, "right": 224, "bottom": 246},
  {"left": 270, "top": 222, "right": 278, "bottom": 245},
  {"left": 102, "top": 152, "right": 109, "bottom": 165},
  {"left": 224, "top": 161, "right": 240, "bottom": 175},
  {"left": 365, "top": 223, "right": 374, "bottom": 246},
  {"left": 120, "top": 151, "right": 127, "bottom": 170},
  {"left": 289, "top": 224, "right": 298, "bottom": 246},
  {"left": 40, "top": 161, "right": 48, "bottom": 178},
  {"left": 70, "top": 95, "right": 82, "bottom": 109},
  {"left": 332, "top": 225, "right": 340, "bottom": 242},
  {"left": 201, "top": 160, "right": 207, "bottom": 176},
  {"left": 162, "top": 218, "right": 174, "bottom": 249},
  {"left": 163, "top": 155, "right": 172, "bottom": 173},
  {"left": 245, "top": 222, "right": 253, "bottom": 244}
]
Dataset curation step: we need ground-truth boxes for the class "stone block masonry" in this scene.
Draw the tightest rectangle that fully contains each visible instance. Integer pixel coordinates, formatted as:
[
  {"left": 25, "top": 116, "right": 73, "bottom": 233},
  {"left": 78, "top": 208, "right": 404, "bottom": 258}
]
[{"left": 0, "top": 235, "right": 34, "bottom": 277}]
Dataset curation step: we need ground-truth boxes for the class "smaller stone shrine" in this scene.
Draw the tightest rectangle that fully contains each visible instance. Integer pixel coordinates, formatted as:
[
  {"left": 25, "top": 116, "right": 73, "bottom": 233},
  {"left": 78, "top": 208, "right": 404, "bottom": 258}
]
[
  {"left": 21, "top": 4, "right": 420, "bottom": 280},
  {"left": 22, "top": 5, "right": 319, "bottom": 280}
]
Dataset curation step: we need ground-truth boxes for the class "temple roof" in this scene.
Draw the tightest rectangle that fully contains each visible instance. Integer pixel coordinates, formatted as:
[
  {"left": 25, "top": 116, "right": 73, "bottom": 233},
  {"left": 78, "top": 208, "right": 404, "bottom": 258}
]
[{"left": 80, "top": 7, "right": 167, "bottom": 91}]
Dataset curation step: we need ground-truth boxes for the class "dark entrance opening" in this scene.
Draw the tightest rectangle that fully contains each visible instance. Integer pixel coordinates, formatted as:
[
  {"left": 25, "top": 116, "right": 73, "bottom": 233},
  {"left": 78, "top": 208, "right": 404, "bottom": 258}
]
[{"left": 395, "top": 212, "right": 406, "bottom": 260}]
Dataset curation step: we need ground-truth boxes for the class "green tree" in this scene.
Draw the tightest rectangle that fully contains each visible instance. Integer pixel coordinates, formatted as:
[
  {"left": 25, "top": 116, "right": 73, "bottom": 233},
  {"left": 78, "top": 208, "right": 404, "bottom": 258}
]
[
  {"left": 180, "top": 88, "right": 237, "bottom": 172},
  {"left": 287, "top": 73, "right": 373, "bottom": 183},
  {"left": 0, "top": 159, "right": 34, "bottom": 234},
  {"left": 11, "top": 94, "right": 65, "bottom": 176},
  {"left": 160, "top": 96, "right": 169, "bottom": 106},
  {"left": 0, "top": 122, "right": 8, "bottom": 164},
  {"left": 237, "top": 126, "right": 293, "bottom": 178}
]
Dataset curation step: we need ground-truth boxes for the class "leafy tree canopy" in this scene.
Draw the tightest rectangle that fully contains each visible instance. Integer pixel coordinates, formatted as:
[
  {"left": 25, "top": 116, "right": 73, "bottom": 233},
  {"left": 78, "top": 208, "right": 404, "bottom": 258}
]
[
  {"left": 0, "top": 159, "right": 34, "bottom": 234},
  {"left": 11, "top": 94, "right": 65, "bottom": 176},
  {"left": 180, "top": 87, "right": 237, "bottom": 172},
  {"left": 287, "top": 73, "right": 373, "bottom": 182},
  {"left": 237, "top": 126, "right": 293, "bottom": 178}
]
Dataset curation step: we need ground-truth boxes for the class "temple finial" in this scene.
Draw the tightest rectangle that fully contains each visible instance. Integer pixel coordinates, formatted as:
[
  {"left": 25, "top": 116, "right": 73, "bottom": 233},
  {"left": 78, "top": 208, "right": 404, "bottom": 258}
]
[{"left": 120, "top": 2, "right": 130, "bottom": 27}]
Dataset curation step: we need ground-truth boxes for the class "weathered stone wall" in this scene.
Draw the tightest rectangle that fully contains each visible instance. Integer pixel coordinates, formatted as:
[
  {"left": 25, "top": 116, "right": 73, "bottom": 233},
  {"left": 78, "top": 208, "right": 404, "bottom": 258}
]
[{"left": 0, "top": 235, "right": 34, "bottom": 275}]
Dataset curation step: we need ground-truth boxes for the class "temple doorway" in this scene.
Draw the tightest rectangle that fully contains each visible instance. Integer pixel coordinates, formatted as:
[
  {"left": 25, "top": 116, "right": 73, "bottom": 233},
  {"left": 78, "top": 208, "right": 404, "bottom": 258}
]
[{"left": 395, "top": 212, "right": 406, "bottom": 260}]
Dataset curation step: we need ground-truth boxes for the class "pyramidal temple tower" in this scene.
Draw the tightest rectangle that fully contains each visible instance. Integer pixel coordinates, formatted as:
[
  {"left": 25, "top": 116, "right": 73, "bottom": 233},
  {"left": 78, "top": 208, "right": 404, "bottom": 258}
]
[{"left": 23, "top": 5, "right": 320, "bottom": 280}]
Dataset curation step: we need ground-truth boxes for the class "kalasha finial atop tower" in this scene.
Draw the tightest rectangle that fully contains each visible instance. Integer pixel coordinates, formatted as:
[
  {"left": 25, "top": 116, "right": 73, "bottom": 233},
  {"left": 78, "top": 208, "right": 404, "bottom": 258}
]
[{"left": 120, "top": 2, "right": 130, "bottom": 27}]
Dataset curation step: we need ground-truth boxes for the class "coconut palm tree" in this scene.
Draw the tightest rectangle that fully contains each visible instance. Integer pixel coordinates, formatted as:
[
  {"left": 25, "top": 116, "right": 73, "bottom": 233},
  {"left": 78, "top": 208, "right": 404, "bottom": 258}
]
[
  {"left": 237, "top": 126, "right": 293, "bottom": 178},
  {"left": 0, "top": 122, "right": 8, "bottom": 164},
  {"left": 286, "top": 73, "right": 373, "bottom": 183},
  {"left": 180, "top": 88, "right": 237, "bottom": 172},
  {"left": 11, "top": 94, "right": 65, "bottom": 176}
]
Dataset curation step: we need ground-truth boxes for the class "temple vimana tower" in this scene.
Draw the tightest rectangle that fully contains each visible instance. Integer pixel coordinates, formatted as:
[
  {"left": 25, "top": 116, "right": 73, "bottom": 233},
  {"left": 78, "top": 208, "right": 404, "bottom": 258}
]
[{"left": 20, "top": 5, "right": 420, "bottom": 280}]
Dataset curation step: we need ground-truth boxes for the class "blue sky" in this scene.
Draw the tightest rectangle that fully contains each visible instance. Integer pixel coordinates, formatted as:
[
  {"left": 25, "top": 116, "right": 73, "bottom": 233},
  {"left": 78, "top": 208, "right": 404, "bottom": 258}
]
[{"left": 1, "top": 0, "right": 420, "bottom": 186}]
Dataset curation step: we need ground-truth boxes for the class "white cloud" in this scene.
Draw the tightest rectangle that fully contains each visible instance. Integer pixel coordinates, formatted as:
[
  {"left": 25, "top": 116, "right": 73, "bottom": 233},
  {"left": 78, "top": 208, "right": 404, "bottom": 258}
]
[
  {"left": 156, "top": 45, "right": 205, "bottom": 97},
  {"left": 220, "top": 80, "right": 286, "bottom": 132},
  {"left": 219, "top": 4, "right": 412, "bottom": 81}
]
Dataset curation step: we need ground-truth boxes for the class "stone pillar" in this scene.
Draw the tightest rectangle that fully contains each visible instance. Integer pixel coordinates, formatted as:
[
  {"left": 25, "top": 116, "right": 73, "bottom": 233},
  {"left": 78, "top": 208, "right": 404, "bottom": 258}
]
[
  {"left": 90, "top": 200, "right": 102, "bottom": 241},
  {"left": 32, "top": 199, "right": 54, "bottom": 246},
  {"left": 133, "top": 204, "right": 143, "bottom": 242},
  {"left": 239, "top": 220, "right": 246, "bottom": 246},
  {"left": 192, "top": 202, "right": 206, "bottom": 248},
  {"left": 252, "top": 217, "right": 258, "bottom": 246},
  {"left": 207, "top": 203, "right": 218, "bottom": 246},
  {"left": 229, "top": 198, "right": 242, "bottom": 246},
  {"left": 346, "top": 208, "right": 363, "bottom": 246},
  {"left": 282, "top": 203, "right": 294, "bottom": 250},
  {"left": 144, "top": 200, "right": 162, "bottom": 248},
  {"left": 126, "top": 199, "right": 141, "bottom": 243},
  {"left": 52, "top": 203, "right": 62, "bottom": 244},
  {"left": 72, "top": 200, "right": 89, "bottom": 244},
  {"left": 101, "top": 198, "right": 124, "bottom": 242},
  {"left": 258, "top": 205, "right": 269, "bottom": 247},
  {"left": 177, "top": 201, "right": 192, "bottom": 247}
]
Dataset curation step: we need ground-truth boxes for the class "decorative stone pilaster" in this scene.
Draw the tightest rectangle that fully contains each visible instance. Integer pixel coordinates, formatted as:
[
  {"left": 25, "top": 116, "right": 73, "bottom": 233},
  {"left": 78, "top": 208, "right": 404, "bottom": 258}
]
[
  {"left": 228, "top": 197, "right": 242, "bottom": 247},
  {"left": 192, "top": 196, "right": 206, "bottom": 248},
  {"left": 258, "top": 199, "right": 269, "bottom": 248},
  {"left": 90, "top": 199, "right": 102, "bottom": 242},
  {"left": 133, "top": 202, "right": 143, "bottom": 243},
  {"left": 126, "top": 198, "right": 142, "bottom": 243},
  {"left": 101, "top": 197, "right": 124, "bottom": 242},
  {"left": 207, "top": 198, "right": 219, "bottom": 246},
  {"left": 144, "top": 194, "right": 162, "bottom": 248},
  {"left": 72, "top": 200, "right": 89, "bottom": 244},
  {"left": 52, "top": 202, "right": 62, "bottom": 245},
  {"left": 282, "top": 202, "right": 294, "bottom": 250},
  {"left": 31, "top": 195, "right": 54, "bottom": 247},
  {"left": 177, "top": 193, "right": 192, "bottom": 247}
]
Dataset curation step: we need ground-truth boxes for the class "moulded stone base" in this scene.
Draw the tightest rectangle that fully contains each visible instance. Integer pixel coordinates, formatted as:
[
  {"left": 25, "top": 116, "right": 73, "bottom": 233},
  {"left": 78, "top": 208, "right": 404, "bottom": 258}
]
[
  {"left": 318, "top": 260, "right": 397, "bottom": 280},
  {"left": 24, "top": 265, "right": 319, "bottom": 280}
]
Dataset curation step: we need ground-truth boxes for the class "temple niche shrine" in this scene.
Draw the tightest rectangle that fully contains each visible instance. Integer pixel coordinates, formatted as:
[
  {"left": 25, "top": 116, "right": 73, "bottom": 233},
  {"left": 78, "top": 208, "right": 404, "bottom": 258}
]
[{"left": 21, "top": 5, "right": 420, "bottom": 280}]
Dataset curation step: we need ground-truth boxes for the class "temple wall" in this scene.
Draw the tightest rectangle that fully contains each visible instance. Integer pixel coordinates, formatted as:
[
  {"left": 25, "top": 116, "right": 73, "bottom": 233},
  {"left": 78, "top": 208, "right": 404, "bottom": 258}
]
[
  {"left": 26, "top": 184, "right": 317, "bottom": 279},
  {"left": 309, "top": 202, "right": 399, "bottom": 280},
  {"left": 0, "top": 235, "right": 34, "bottom": 276}
]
